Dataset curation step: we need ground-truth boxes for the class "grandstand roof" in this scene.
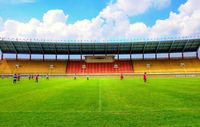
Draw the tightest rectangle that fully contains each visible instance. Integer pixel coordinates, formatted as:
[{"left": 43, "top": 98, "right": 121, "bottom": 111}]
[{"left": 0, "top": 38, "right": 200, "bottom": 54}]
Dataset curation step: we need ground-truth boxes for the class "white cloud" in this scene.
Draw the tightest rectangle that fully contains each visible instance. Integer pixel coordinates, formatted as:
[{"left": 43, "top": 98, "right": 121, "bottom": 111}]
[
  {"left": 43, "top": 10, "right": 68, "bottom": 25},
  {"left": 114, "top": 0, "right": 171, "bottom": 16},
  {"left": 153, "top": 0, "right": 171, "bottom": 9},
  {"left": 126, "top": 23, "right": 150, "bottom": 37},
  {"left": 0, "top": 17, "right": 3, "bottom": 31},
  {"left": 0, "top": 0, "right": 200, "bottom": 40},
  {"left": 149, "top": 0, "right": 200, "bottom": 37}
]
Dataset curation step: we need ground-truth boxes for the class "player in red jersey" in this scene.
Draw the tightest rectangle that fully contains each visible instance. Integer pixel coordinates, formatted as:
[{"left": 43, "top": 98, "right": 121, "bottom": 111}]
[
  {"left": 17, "top": 74, "right": 21, "bottom": 81},
  {"left": 143, "top": 72, "right": 147, "bottom": 83},
  {"left": 120, "top": 74, "right": 124, "bottom": 80},
  {"left": 35, "top": 74, "right": 39, "bottom": 83}
]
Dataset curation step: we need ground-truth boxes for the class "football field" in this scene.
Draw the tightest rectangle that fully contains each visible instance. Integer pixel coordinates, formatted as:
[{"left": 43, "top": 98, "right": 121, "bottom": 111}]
[{"left": 0, "top": 77, "right": 200, "bottom": 127}]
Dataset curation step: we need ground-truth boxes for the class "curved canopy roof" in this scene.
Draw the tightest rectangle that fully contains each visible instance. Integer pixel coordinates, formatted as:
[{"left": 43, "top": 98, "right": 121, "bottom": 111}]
[{"left": 0, "top": 38, "right": 200, "bottom": 55}]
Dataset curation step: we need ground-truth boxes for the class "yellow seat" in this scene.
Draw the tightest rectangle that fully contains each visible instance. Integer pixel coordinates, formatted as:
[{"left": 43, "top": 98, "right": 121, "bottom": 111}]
[
  {"left": 0, "top": 60, "right": 67, "bottom": 74},
  {"left": 133, "top": 58, "right": 200, "bottom": 73}
]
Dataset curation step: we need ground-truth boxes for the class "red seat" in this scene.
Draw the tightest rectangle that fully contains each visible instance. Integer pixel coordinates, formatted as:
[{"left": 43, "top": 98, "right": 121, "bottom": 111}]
[{"left": 66, "top": 60, "right": 134, "bottom": 74}]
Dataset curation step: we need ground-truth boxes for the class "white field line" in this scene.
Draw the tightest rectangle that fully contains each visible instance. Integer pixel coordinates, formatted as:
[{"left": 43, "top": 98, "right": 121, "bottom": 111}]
[
  {"left": 0, "top": 109, "right": 199, "bottom": 113},
  {"left": 98, "top": 82, "right": 102, "bottom": 112}
]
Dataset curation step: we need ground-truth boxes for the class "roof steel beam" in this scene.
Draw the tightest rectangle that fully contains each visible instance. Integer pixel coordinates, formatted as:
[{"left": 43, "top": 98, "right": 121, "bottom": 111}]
[
  {"left": 182, "top": 40, "right": 189, "bottom": 52},
  {"left": 39, "top": 42, "right": 44, "bottom": 54},
  {"left": 130, "top": 42, "right": 134, "bottom": 54},
  {"left": 1, "top": 39, "right": 200, "bottom": 55},
  {"left": 10, "top": 41, "right": 17, "bottom": 54},
  {"left": 54, "top": 44, "right": 57, "bottom": 54},
  {"left": 156, "top": 41, "right": 161, "bottom": 53},
  {"left": 118, "top": 42, "right": 120, "bottom": 55},
  {"left": 67, "top": 44, "right": 70, "bottom": 55},
  {"left": 80, "top": 42, "right": 83, "bottom": 55},
  {"left": 189, "top": 40, "right": 195, "bottom": 51},
  {"left": 143, "top": 41, "right": 147, "bottom": 54},
  {"left": 168, "top": 40, "right": 175, "bottom": 53},
  {"left": 93, "top": 42, "right": 95, "bottom": 55},
  {"left": 197, "top": 41, "right": 200, "bottom": 52},
  {"left": 174, "top": 40, "right": 183, "bottom": 52},
  {"left": 25, "top": 42, "right": 31, "bottom": 54},
  {"left": 105, "top": 42, "right": 107, "bottom": 56}
]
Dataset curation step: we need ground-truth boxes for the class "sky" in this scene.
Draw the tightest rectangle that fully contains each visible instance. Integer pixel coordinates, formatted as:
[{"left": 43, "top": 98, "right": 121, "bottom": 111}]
[
  {"left": 0, "top": 0, "right": 200, "bottom": 41},
  {"left": 0, "top": 0, "right": 200, "bottom": 59}
]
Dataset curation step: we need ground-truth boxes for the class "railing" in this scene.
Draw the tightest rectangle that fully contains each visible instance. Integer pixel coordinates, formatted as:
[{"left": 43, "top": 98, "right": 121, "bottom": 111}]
[{"left": 1, "top": 36, "right": 200, "bottom": 43}]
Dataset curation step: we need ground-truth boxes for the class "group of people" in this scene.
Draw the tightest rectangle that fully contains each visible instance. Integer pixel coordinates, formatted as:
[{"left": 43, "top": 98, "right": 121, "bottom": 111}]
[
  {"left": 28, "top": 74, "right": 39, "bottom": 82},
  {"left": 120, "top": 72, "right": 147, "bottom": 83},
  {"left": 12, "top": 73, "right": 148, "bottom": 83},
  {"left": 73, "top": 72, "right": 147, "bottom": 82},
  {"left": 73, "top": 73, "right": 90, "bottom": 80},
  {"left": 13, "top": 74, "right": 40, "bottom": 84},
  {"left": 13, "top": 74, "right": 21, "bottom": 84}
]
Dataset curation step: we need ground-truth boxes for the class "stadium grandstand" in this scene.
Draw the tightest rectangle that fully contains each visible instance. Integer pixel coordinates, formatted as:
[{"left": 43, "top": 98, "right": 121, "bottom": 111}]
[{"left": 0, "top": 37, "right": 200, "bottom": 75}]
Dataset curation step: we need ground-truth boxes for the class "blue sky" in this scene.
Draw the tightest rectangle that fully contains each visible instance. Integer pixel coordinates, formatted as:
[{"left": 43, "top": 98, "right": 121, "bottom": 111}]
[
  {"left": 0, "top": 0, "right": 110, "bottom": 23},
  {"left": 0, "top": 0, "right": 186, "bottom": 26},
  {"left": 0, "top": 0, "right": 200, "bottom": 40},
  {"left": 129, "top": 0, "right": 187, "bottom": 26}
]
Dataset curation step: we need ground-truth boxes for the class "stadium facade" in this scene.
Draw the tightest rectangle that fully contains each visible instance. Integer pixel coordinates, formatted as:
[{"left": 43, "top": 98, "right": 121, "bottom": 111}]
[
  {"left": 0, "top": 38, "right": 200, "bottom": 60},
  {"left": 0, "top": 37, "right": 200, "bottom": 75}
]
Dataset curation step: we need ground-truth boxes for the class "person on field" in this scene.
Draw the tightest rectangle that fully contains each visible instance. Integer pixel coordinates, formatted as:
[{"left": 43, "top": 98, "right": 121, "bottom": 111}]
[
  {"left": 17, "top": 74, "right": 21, "bottom": 81},
  {"left": 35, "top": 74, "right": 39, "bottom": 83},
  {"left": 74, "top": 73, "right": 77, "bottom": 80},
  {"left": 120, "top": 74, "right": 124, "bottom": 80},
  {"left": 1, "top": 74, "right": 4, "bottom": 79},
  {"left": 46, "top": 74, "right": 49, "bottom": 80},
  {"left": 29, "top": 74, "right": 31, "bottom": 80},
  {"left": 87, "top": 75, "right": 89, "bottom": 80},
  {"left": 13, "top": 74, "right": 17, "bottom": 84},
  {"left": 144, "top": 72, "right": 147, "bottom": 83}
]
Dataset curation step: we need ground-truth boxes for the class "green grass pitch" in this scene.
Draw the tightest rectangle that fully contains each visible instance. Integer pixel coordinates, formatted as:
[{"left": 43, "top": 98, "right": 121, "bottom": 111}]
[{"left": 0, "top": 77, "right": 200, "bottom": 127}]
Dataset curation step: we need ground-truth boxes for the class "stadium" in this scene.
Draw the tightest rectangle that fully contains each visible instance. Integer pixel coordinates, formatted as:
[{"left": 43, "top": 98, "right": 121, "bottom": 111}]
[
  {"left": 1, "top": 38, "right": 200, "bottom": 75},
  {"left": 0, "top": 37, "right": 200, "bottom": 126},
  {"left": 1, "top": 0, "right": 200, "bottom": 126}
]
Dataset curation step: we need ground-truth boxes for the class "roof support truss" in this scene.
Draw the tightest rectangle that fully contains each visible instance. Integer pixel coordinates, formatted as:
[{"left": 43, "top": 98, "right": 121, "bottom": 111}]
[
  {"left": 143, "top": 41, "right": 147, "bottom": 54},
  {"left": 156, "top": 41, "right": 161, "bottom": 53},
  {"left": 10, "top": 41, "right": 17, "bottom": 54},
  {"left": 39, "top": 42, "right": 44, "bottom": 54},
  {"left": 0, "top": 39, "right": 200, "bottom": 55},
  {"left": 25, "top": 42, "right": 31, "bottom": 54},
  {"left": 182, "top": 40, "right": 189, "bottom": 52},
  {"left": 118, "top": 42, "right": 120, "bottom": 55},
  {"left": 168, "top": 40, "right": 175, "bottom": 53}
]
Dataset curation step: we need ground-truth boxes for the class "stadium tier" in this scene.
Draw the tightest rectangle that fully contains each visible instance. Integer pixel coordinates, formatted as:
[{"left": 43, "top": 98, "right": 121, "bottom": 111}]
[
  {"left": 66, "top": 60, "right": 133, "bottom": 74},
  {"left": 0, "top": 60, "right": 67, "bottom": 74},
  {"left": 0, "top": 38, "right": 200, "bottom": 74},
  {"left": 1, "top": 58, "right": 200, "bottom": 74},
  {"left": 133, "top": 58, "right": 200, "bottom": 73}
]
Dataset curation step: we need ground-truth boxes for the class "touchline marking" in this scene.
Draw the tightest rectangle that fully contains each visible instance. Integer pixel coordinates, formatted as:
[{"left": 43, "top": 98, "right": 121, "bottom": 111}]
[
  {"left": 1, "top": 109, "right": 199, "bottom": 113},
  {"left": 98, "top": 82, "right": 102, "bottom": 112}
]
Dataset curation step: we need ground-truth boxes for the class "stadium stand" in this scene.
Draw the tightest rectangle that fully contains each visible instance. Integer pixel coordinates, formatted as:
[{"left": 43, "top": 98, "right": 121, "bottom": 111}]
[
  {"left": 66, "top": 60, "right": 133, "bottom": 74},
  {"left": 0, "top": 60, "right": 67, "bottom": 74},
  {"left": 133, "top": 58, "right": 200, "bottom": 73},
  {"left": 0, "top": 38, "right": 200, "bottom": 75},
  {"left": 0, "top": 60, "right": 12, "bottom": 74},
  {"left": 1, "top": 58, "right": 200, "bottom": 74}
]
